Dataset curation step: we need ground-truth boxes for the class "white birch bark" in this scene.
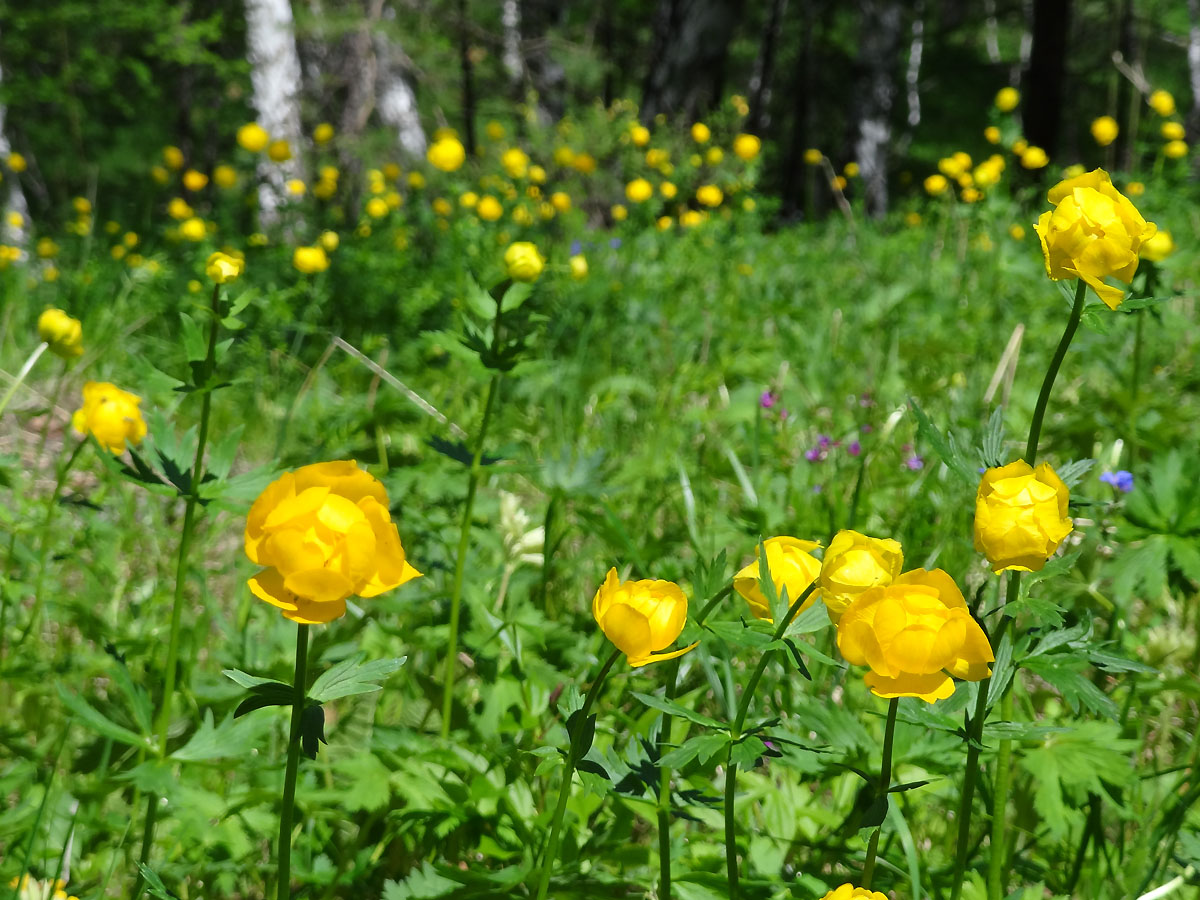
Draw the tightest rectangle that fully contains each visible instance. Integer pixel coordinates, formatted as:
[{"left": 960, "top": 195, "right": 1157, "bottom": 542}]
[
  {"left": 1188, "top": 0, "right": 1200, "bottom": 130},
  {"left": 905, "top": 4, "right": 924, "bottom": 128},
  {"left": 376, "top": 5, "right": 427, "bottom": 158},
  {"left": 245, "top": 0, "right": 305, "bottom": 224},
  {"left": 0, "top": 39, "right": 29, "bottom": 248},
  {"left": 502, "top": 0, "right": 522, "bottom": 90}
]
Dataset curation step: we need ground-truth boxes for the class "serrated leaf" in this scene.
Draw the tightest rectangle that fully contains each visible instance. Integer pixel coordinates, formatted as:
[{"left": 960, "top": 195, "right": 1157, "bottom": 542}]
[
  {"left": 204, "top": 425, "right": 244, "bottom": 482},
  {"left": 222, "top": 668, "right": 280, "bottom": 689},
  {"left": 137, "top": 864, "right": 178, "bottom": 900},
  {"left": 729, "top": 735, "right": 767, "bottom": 768},
  {"left": 1055, "top": 458, "right": 1095, "bottom": 489},
  {"left": 632, "top": 692, "right": 726, "bottom": 730},
  {"left": 57, "top": 685, "right": 150, "bottom": 749},
  {"left": 909, "top": 400, "right": 975, "bottom": 482},
  {"left": 300, "top": 702, "right": 327, "bottom": 759},
  {"left": 659, "top": 733, "right": 731, "bottom": 768},
  {"left": 172, "top": 709, "right": 268, "bottom": 761},
  {"left": 309, "top": 655, "right": 407, "bottom": 702},
  {"left": 1023, "top": 656, "right": 1117, "bottom": 719},
  {"left": 981, "top": 406, "right": 1005, "bottom": 468},
  {"left": 575, "top": 757, "right": 609, "bottom": 779},
  {"left": 382, "top": 862, "right": 461, "bottom": 899},
  {"left": 500, "top": 281, "right": 533, "bottom": 312},
  {"left": 566, "top": 709, "right": 597, "bottom": 757}
]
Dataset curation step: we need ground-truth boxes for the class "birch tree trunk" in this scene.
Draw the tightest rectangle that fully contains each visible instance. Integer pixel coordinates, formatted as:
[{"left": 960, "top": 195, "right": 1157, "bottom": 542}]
[
  {"left": 376, "top": 4, "right": 427, "bottom": 159},
  {"left": 245, "top": 0, "right": 305, "bottom": 225},
  {"left": 502, "top": 0, "right": 522, "bottom": 93},
  {"left": 853, "top": 0, "right": 903, "bottom": 219},
  {"left": 1188, "top": 0, "right": 1200, "bottom": 137},
  {"left": 640, "top": 0, "right": 739, "bottom": 122},
  {"left": 0, "top": 36, "right": 29, "bottom": 248},
  {"left": 747, "top": 0, "right": 787, "bottom": 134}
]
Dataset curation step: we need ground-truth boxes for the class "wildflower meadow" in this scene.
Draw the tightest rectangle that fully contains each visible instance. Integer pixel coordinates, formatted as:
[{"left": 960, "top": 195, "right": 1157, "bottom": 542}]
[{"left": 1, "top": 3, "right": 1199, "bottom": 900}]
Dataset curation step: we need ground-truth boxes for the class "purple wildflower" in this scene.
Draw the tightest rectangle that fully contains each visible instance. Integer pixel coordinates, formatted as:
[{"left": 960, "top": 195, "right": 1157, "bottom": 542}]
[
  {"left": 760, "top": 391, "right": 776, "bottom": 409},
  {"left": 818, "top": 434, "right": 832, "bottom": 450},
  {"left": 905, "top": 455, "right": 924, "bottom": 471},
  {"left": 847, "top": 441, "right": 862, "bottom": 457},
  {"left": 805, "top": 447, "right": 823, "bottom": 462}
]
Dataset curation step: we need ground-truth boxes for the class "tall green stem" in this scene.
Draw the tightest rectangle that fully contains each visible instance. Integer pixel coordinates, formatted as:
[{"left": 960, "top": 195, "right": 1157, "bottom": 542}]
[
  {"left": 277, "top": 624, "right": 310, "bottom": 900},
  {"left": 440, "top": 371, "right": 501, "bottom": 739},
  {"left": 725, "top": 584, "right": 817, "bottom": 899},
  {"left": 1025, "top": 279, "right": 1087, "bottom": 463},
  {"left": 133, "top": 283, "right": 223, "bottom": 895},
  {"left": 0, "top": 341, "right": 49, "bottom": 421},
  {"left": 1127, "top": 309, "right": 1145, "bottom": 470},
  {"left": 657, "top": 657, "right": 681, "bottom": 900},
  {"left": 861, "top": 697, "right": 900, "bottom": 888},
  {"left": 533, "top": 647, "right": 622, "bottom": 900}
]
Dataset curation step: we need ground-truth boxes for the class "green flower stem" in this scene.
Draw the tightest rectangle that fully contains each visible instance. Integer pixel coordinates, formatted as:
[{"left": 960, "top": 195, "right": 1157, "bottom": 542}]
[
  {"left": 1025, "top": 279, "right": 1087, "bottom": 465},
  {"left": 133, "top": 282, "right": 223, "bottom": 896},
  {"left": 725, "top": 583, "right": 818, "bottom": 900},
  {"left": 0, "top": 341, "right": 49, "bottom": 421},
  {"left": 988, "top": 649, "right": 1017, "bottom": 900},
  {"left": 1127, "top": 308, "right": 1146, "bottom": 470},
  {"left": 440, "top": 370, "right": 501, "bottom": 739},
  {"left": 13, "top": 437, "right": 88, "bottom": 651},
  {"left": 533, "top": 646, "right": 622, "bottom": 900},
  {"left": 861, "top": 697, "right": 900, "bottom": 889},
  {"left": 277, "top": 624, "right": 311, "bottom": 900}
]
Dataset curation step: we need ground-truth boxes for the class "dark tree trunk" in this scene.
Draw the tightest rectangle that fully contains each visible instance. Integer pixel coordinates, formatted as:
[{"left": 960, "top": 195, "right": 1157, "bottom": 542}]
[
  {"left": 1023, "top": 0, "right": 1071, "bottom": 157},
  {"left": 748, "top": 0, "right": 788, "bottom": 134},
  {"left": 780, "top": 0, "right": 815, "bottom": 218},
  {"left": 1188, "top": 0, "right": 1200, "bottom": 139},
  {"left": 853, "top": 0, "right": 903, "bottom": 218},
  {"left": 640, "top": 0, "right": 739, "bottom": 122},
  {"left": 459, "top": 0, "right": 476, "bottom": 155}
]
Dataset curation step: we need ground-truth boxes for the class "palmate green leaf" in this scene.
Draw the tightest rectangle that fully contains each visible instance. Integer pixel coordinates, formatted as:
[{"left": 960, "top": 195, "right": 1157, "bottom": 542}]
[
  {"left": 222, "top": 668, "right": 280, "bottom": 689},
  {"left": 309, "top": 655, "right": 407, "bottom": 702},
  {"left": 382, "top": 861, "right": 460, "bottom": 899},
  {"left": 729, "top": 735, "right": 768, "bottom": 768},
  {"left": 631, "top": 691, "right": 726, "bottom": 730},
  {"left": 57, "top": 685, "right": 151, "bottom": 750},
  {"left": 1022, "top": 655, "right": 1117, "bottom": 719},
  {"left": 980, "top": 406, "right": 1005, "bottom": 468},
  {"left": 659, "top": 733, "right": 731, "bottom": 768},
  {"left": 909, "top": 400, "right": 976, "bottom": 483},
  {"left": 171, "top": 709, "right": 268, "bottom": 761}
]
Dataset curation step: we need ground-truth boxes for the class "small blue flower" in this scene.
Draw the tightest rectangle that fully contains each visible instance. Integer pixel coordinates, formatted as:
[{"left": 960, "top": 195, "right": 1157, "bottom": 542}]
[
  {"left": 1100, "top": 470, "right": 1134, "bottom": 493},
  {"left": 609, "top": 237, "right": 622, "bottom": 249},
  {"left": 569, "top": 239, "right": 582, "bottom": 256}
]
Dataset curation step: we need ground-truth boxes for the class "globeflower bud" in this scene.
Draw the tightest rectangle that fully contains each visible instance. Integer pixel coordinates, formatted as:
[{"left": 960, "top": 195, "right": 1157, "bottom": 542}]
[
  {"left": 206, "top": 251, "right": 244, "bottom": 284},
  {"left": 837, "top": 568, "right": 993, "bottom": 702},
  {"left": 820, "top": 885, "right": 889, "bottom": 900},
  {"left": 37, "top": 308, "right": 83, "bottom": 359},
  {"left": 819, "top": 530, "right": 904, "bottom": 623},
  {"left": 504, "top": 241, "right": 545, "bottom": 282},
  {"left": 591, "top": 568, "right": 697, "bottom": 667},
  {"left": 1033, "top": 168, "right": 1156, "bottom": 309},
  {"left": 974, "top": 460, "right": 1073, "bottom": 573},
  {"left": 1148, "top": 89, "right": 1176, "bottom": 117},
  {"left": 245, "top": 461, "right": 421, "bottom": 624},
  {"left": 733, "top": 536, "right": 822, "bottom": 622},
  {"left": 71, "top": 381, "right": 148, "bottom": 454}
]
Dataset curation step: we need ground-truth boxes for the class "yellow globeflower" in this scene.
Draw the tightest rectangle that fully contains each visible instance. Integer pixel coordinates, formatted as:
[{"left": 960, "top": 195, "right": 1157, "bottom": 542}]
[
  {"left": 804, "top": 148, "right": 822, "bottom": 165},
  {"left": 611, "top": 204, "right": 628, "bottom": 221},
  {"left": 460, "top": 191, "right": 479, "bottom": 208},
  {"left": 182, "top": 169, "right": 208, "bottom": 191},
  {"left": 286, "top": 178, "right": 306, "bottom": 196},
  {"left": 167, "top": 197, "right": 193, "bottom": 220},
  {"left": 1140, "top": 228, "right": 1175, "bottom": 262},
  {"left": 163, "top": 146, "right": 184, "bottom": 170},
  {"left": 427, "top": 136, "right": 466, "bottom": 172},
  {"left": 366, "top": 197, "right": 389, "bottom": 218},
  {"left": 1034, "top": 168, "right": 1155, "bottom": 308},
  {"left": 1164, "top": 139, "right": 1189, "bottom": 159},
  {"left": 1090, "top": 115, "right": 1119, "bottom": 147},
  {"left": 37, "top": 308, "right": 84, "bottom": 359},
  {"left": 696, "top": 184, "right": 723, "bottom": 207},
  {"left": 237, "top": 123, "right": 270, "bottom": 153},
  {"left": 504, "top": 241, "right": 544, "bottom": 282},
  {"left": 656, "top": 215, "right": 673, "bottom": 231},
  {"left": 994, "top": 86, "right": 1020, "bottom": 112},
  {"left": 820, "top": 885, "right": 889, "bottom": 900},
  {"left": 691, "top": 122, "right": 711, "bottom": 144},
  {"left": 432, "top": 197, "right": 453, "bottom": 217},
  {"left": 1148, "top": 89, "right": 1176, "bottom": 117},
  {"left": 477, "top": 195, "right": 503, "bottom": 221},
  {"left": 837, "top": 568, "right": 994, "bottom": 702},
  {"left": 1019, "top": 145, "right": 1049, "bottom": 169},
  {"left": 293, "top": 245, "right": 330, "bottom": 274},
  {"left": 267, "top": 139, "right": 292, "bottom": 162},
  {"left": 550, "top": 191, "right": 571, "bottom": 213},
  {"left": 819, "top": 530, "right": 903, "bottom": 623},
  {"left": 984, "top": 126, "right": 1001, "bottom": 144},
  {"left": 320, "top": 230, "right": 340, "bottom": 252},
  {"left": 6, "top": 152, "right": 27, "bottom": 173},
  {"left": 974, "top": 461, "right": 1073, "bottom": 573},
  {"left": 36, "top": 237, "right": 59, "bottom": 258},
  {"left": 245, "top": 461, "right": 421, "bottom": 624},
  {"left": 501, "top": 147, "right": 529, "bottom": 179},
  {"left": 179, "top": 217, "right": 207, "bottom": 242},
  {"left": 529, "top": 164, "right": 546, "bottom": 183},
  {"left": 572, "top": 152, "right": 597, "bottom": 174},
  {"left": 831, "top": 175, "right": 848, "bottom": 192},
  {"left": 1009, "top": 223, "right": 1026, "bottom": 241},
  {"left": 313, "top": 122, "right": 335, "bottom": 145},
  {"left": 213, "top": 164, "right": 237, "bottom": 189},
  {"left": 206, "top": 251, "right": 244, "bottom": 284},
  {"left": 660, "top": 181, "right": 677, "bottom": 199},
  {"left": 553, "top": 146, "right": 576, "bottom": 167},
  {"left": 733, "top": 133, "right": 761, "bottom": 161},
  {"left": 924, "top": 173, "right": 949, "bottom": 196},
  {"left": 484, "top": 120, "right": 505, "bottom": 141},
  {"left": 844, "top": 161, "right": 860, "bottom": 178},
  {"left": 569, "top": 254, "right": 588, "bottom": 279},
  {"left": 72, "top": 382, "right": 147, "bottom": 454},
  {"left": 1126, "top": 180, "right": 1145, "bottom": 196},
  {"left": 1161, "top": 121, "right": 1185, "bottom": 141},
  {"left": 630, "top": 124, "right": 650, "bottom": 147},
  {"left": 591, "top": 568, "right": 697, "bottom": 667},
  {"left": 625, "top": 177, "right": 653, "bottom": 203},
  {"left": 733, "top": 536, "right": 822, "bottom": 622}
]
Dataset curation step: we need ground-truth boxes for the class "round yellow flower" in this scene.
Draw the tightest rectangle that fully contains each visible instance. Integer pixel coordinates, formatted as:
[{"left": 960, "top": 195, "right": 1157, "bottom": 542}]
[
  {"left": 705, "top": 147, "right": 724, "bottom": 165},
  {"left": 237, "top": 123, "right": 270, "bottom": 153},
  {"left": 206, "top": 251, "right": 244, "bottom": 284},
  {"left": 844, "top": 161, "right": 860, "bottom": 178},
  {"left": 244, "top": 461, "right": 422, "bottom": 624},
  {"left": 974, "top": 461, "right": 1073, "bottom": 573},
  {"left": 1148, "top": 89, "right": 1176, "bottom": 117},
  {"left": 630, "top": 124, "right": 650, "bottom": 147},
  {"left": 924, "top": 173, "right": 949, "bottom": 196},
  {"left": 1020, "top": 145, "right": 1048, "bottom": 169},
  {"left": 313, "top": 122, "right": 334, "bottom": 145},
  {"left": 572, "top": 152, "right": 597, "bottom": 174},
  {"left": 1034, "top": 168, "right": 1155, "bottom": 309},
  {"left": 984, "top": 125, "right": 1001, "bottom": 144},
  {"left": 182, "top": 169, "right": 208, "bottom": 191},
  {"left": 994, "top": 86, "right": 1020, "bottom": 112},
  {"left": 529, "top": 164, "right": 546, "bottom": 184},
  {"left": 213, "top": 165, "right": 237, "bottom": 189},
  {"left": 320, "top": 230, "right": 340, "bottom": 252},
  {"left": 37, "top": 308, "right": 83, "bottom": 359},
  {"left": 611, "top": 203, "right": 628, "bottom": 221},
  {"left": 501, "top": 147, "right": 529, "bottom": 179},
  {"left": 904, "top": 211, "right": 922, "bottom": 227},
  {"left": 6, "top": 152, "right": 27, "bottom": 173},
  {"left": 691, "top": 122, "right": 711, "bottom": 144},
  {"left": 553, "top": 146, "right": 576, "bottom": 167},
  {"left": 1161, "top": 121, "right": 1185, "bottom": 141},
  {"left": 592, "top": 568, "right": 697, "bottom": 667},
  {"left": 1164, "top": 139, "right": 1188, "bottom": 159},
  {"left": 267, "top": 139, "right": 292, "bottom": 162},
  {"left": 838, "top": 568, "right": 994, "bottom": 702},
  {"left": 1009, "top": 223, "right": 1026, "bottom": 241},
  {"left": 626, "top": 177, "right": 654, "bottom": 203},
  {"left": 1126, "top": 180, "right": 1145, "bottom": 196},
  {"left": 504, "top": 241, "right": 545, "bottom": 282},
  {"left": 179, "top": 217, "right": 207, "bottom": 242},
  {"left": 72, "top": 382, "right": 147, "bottom": 454},
  {"left": 569, "top": 254, "right": 588, "bottom": 279},
  {"left": 733, "top": 133, "right": 761, "bottom": 161},
  {"left": 163, "top": 145, "right": 184, "bottom": 170},
  {"left": 432, "top": 197, "right": 453, "bottom": 217},
  {"left": 804, "top": 148, "right": 823, "bottom": 165},
  {"left": 167, "top": 197, "right": 193, "bottom": 220},
  {"left": 1090, "top": 116, "right": 1119, "bottom": 147},
  {"left": 366, "top": 197, "right": 389, "bottom": 218},
  {"left": 477, "top": 195, "right": 503, "bottom": 221},
  {"left": 460, "top": 191, "right": 479, "bottom": 208},
  {"left": 1140, "top": 228, "right": 1175, "bottom": 262},
  {"left": 293, "top": 245, "right": 330, "bottom": 274},
  {"left": 734, "top": 536, "right": 822, "bottom": 622},
  {"left": 696, "top": 184, "right": 723, "bottom": 207},
  {"left": 286, "top": 178, "right": 306, "bottom": 196},
  {"left": 550, "top": 191, "right": 571, "bottom": 212},
  {"left": 819, "top": 530, "right": 903, "bottom": 623},
  {"left": 819, "top": 884, "right": 889, "bottom": 900},
  {"left": 660, "top": 181, "right": 678, "bottom": 199}
]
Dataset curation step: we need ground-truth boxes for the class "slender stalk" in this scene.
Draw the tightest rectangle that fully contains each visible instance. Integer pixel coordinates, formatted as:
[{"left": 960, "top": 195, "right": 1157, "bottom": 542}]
[
  {"left": 533, "top": 647, "right": 622, "bottom": 900},
  {"left": 725, "top": 583, "right": 818, "bottom": 899},
  {"left": 133, "top": 283, "right": 223, "bottom": 895},
  {"left": 1025, "top": 279, "right": 1087, "bottom": 464},
  {"left": 0, "top": 341, "right": 49, "bottom": 421},
  {"left": 861, "top": 697, "right": 900, "bottom": 888},
  {"left": 987, "top": 688, "right": 1016, "bottom": 899},
  {"left": 1127, "top": 309, "right": 1145, "bottom": 470},
  {"left": 14, "top": 437, "right": 88, "bottom": 650},
  {"left": 277, "top": 624, "right": 310, "bottom": 900},
  {"left": 440, "top": 371, "right": 501, "bottom": 738}
]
